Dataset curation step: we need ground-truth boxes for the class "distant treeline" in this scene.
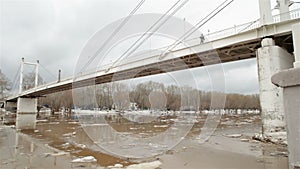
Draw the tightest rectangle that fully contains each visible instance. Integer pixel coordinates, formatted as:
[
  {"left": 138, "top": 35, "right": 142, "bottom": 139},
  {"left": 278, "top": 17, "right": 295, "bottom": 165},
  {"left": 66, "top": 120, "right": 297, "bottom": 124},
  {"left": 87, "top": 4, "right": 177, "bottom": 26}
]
[{"left": 39, "top": 81, "right": 260, "bottom": 112}]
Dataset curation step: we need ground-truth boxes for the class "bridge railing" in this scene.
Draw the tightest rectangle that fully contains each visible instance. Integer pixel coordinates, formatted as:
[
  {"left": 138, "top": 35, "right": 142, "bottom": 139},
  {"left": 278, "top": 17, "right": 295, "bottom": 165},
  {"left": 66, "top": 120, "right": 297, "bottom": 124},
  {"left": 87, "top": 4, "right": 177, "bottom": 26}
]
[
  {"left": 187, "top": 8, "right": 300, "bottom": 45},
  {"left": 124, "top": 8, "right": 300, "bottom": 63},
  {"left": 203, "top": 20, "right": 260, "bottom": 42},
  {"left": 273, "top": 8, "right": 300, "bottom": 23}
]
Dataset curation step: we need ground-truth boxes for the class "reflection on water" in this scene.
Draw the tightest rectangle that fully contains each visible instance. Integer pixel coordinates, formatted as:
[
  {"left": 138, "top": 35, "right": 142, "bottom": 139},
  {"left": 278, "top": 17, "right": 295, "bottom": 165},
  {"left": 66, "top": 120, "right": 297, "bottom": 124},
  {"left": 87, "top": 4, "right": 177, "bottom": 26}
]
[
  {"left": 0, "top": 126, "right": 73, "bottom": 168},
  {"left": 0, "top": 112, "right": 289, "bottom": 169}
]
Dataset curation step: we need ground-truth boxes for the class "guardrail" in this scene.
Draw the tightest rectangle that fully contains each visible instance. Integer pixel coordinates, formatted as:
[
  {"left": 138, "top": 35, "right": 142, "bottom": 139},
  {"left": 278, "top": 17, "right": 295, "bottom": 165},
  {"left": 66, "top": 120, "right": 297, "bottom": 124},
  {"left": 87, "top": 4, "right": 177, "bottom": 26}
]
[
  {"left": 194, "top": 8, "right": 300, "bottom": 43},
  {"left": 273, "top": 8, "right": 300, "bottom": 23},
  {"left": 203, "top": 19, "right": 260, "bottom": 42}
]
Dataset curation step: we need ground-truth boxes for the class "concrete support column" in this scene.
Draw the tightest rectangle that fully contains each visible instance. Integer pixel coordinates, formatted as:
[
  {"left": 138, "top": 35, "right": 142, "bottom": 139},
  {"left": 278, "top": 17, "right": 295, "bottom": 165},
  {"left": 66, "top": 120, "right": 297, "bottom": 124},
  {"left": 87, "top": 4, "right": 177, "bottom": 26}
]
[
  {"left": 16, "top": 98, "right": 37, "bottom": 130},
  {"left": 292, "top": 23, "right": 300, "bottom": 68},
  {"left": 272, "top": 68, "right": 300, "bottom": 169},
  {"left": 256, "top": 38, "right": 294, "bottom": 138}
]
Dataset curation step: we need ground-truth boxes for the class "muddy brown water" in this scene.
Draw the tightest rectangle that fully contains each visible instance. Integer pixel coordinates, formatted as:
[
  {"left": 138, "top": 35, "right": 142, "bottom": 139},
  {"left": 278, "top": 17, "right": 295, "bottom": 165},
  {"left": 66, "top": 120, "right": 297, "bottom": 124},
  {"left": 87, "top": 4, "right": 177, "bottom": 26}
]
[{"left": 0, "top": 113, "right": 289, "bottom": 169}]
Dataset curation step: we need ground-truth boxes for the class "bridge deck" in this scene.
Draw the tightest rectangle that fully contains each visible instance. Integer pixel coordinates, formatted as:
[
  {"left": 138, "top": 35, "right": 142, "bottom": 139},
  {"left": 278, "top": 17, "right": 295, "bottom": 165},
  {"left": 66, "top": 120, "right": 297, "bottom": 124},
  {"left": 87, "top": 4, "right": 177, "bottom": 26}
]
[{"left": 6, "top": 14, "right": 300, "bottom": 102}]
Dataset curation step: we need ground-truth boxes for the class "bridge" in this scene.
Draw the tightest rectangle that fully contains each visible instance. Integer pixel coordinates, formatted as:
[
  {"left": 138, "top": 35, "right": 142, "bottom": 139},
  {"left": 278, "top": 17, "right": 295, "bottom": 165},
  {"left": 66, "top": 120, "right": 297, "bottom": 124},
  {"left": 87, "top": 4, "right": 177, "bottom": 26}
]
[
  {"left": 6, "top": 9, "right": 300, "bottom": 101},
  {"left": 3, "top": 1, "right": 300, "bottom": 167}
]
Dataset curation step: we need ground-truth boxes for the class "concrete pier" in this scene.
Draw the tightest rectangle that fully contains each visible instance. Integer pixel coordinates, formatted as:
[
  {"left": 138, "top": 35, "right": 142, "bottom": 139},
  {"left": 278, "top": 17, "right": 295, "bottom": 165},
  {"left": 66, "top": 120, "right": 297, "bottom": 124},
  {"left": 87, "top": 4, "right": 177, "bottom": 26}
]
[
  {"left": 256, "top": 38, "right": 294, "bottom": 138},
  {"left": 272, "top": 68, "right": 300, "bottom": 169},
  {"left": 16, "top": 98, "right": 37, "bottom": 130}
]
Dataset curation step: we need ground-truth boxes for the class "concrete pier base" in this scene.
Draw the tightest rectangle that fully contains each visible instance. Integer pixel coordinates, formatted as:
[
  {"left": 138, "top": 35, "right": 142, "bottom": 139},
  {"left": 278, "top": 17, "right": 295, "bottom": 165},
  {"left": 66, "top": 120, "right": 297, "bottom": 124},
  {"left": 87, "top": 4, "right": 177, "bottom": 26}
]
[
  {"left": 272, "top": 68, "right": 300, "bottom": 169},
  {"left": 256, "top": 38, "right": 294, "bottom": 139},
  {"left": 16, "top": 98, "right": 37, "bottom": 130}
]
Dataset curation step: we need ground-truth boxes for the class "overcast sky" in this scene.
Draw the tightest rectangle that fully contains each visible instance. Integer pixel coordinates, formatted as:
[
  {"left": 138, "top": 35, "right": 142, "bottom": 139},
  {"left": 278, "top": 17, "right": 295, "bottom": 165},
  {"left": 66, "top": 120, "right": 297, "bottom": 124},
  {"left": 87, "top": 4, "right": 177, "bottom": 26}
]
[{"left": 1, "top": 0, "right": 297, "bottom": 94}]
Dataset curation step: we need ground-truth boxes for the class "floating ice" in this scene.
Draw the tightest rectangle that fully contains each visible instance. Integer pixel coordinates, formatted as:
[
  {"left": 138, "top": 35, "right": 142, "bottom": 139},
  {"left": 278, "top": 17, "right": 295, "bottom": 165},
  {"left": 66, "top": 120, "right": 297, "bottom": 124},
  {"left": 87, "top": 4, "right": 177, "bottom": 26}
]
[
  {"left": 126, "top": 160, "right": 162, "bottom": 169},
  {"left": 223, "top": 134, "right": 242, "bottom": 138},
  {"left": 114, "top": 163, "right": 123, "bottom": 168},
  {"left": 240, "top": 138, "right": 250, "bottom": 142},
  {"left": 49, "top": 122, "right": 60, "bottom": 125},
  {"left": 62, "top": 132, "right": 75, "bottom": 137},
  {"left": 74, "top": 143, "right": 86, "bottom": 149},
  {"left": 68, "top": 121, "right": 79, "bottom": 124},
  {"left": 153, "top": 125, "right": 169, "bottom": 128},
  {"left": 44, "top": 151, "right": 68, "bottom": 157},
  {"left": 71, "top": 156, "right": 97, "bottom": 163},
  {"left": 36, "top": 119, "right": 48, "bottom": 122},
  {"left": 270, "top": 151, "right": 288, "bottom": 157},
  {"left": 61, "top": 142, "right": 70, "bottom": 147}
]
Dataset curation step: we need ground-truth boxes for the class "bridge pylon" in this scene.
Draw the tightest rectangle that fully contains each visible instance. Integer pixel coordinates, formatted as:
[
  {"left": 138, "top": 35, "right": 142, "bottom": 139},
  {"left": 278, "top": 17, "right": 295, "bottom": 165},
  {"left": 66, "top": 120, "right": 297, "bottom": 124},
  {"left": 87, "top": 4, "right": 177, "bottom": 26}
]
[
  {"left": 259, "top": 0, "right": 273, "bottom": 25},
  {"left": 19, "top": 58, "right": 39, "bottom": 94},
  {"left": 16, "top": 58, "right": 39, "bottom": 130}
]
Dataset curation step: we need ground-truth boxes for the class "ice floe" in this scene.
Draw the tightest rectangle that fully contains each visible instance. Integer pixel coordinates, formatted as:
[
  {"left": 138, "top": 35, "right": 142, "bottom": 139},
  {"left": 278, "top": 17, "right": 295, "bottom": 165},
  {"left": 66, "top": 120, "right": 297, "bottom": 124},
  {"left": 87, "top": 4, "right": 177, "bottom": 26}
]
[{"left": 71, "top": 156, "right": 97, "bottom": 163}]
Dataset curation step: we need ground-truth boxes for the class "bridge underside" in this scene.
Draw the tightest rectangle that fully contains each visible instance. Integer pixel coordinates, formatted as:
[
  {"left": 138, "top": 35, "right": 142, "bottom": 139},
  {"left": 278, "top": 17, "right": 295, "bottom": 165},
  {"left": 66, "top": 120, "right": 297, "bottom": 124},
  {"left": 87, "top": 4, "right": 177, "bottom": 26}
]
[{"left": 8, "top": 32, "right": 293, "bottom": 101}]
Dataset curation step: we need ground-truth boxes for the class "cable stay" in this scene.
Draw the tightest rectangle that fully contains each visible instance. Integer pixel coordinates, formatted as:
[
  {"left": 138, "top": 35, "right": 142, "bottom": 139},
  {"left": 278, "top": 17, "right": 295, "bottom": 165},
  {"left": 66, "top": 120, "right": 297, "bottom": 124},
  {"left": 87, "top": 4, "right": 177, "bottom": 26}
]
[
  {"left": 79, "top": 0, "right": 146, "bottom": 74},
  {"left": 159, "top": 0, "right": 234, "bottom": 59},
  {"left": 11, "top": 65, "right": 21, "bottom": 90},
  {"left": 106, "top": 0, "right": 189, "bottom": 72},
  {"left": 39, "top": 63, "right": 57, "bottom": 82}
]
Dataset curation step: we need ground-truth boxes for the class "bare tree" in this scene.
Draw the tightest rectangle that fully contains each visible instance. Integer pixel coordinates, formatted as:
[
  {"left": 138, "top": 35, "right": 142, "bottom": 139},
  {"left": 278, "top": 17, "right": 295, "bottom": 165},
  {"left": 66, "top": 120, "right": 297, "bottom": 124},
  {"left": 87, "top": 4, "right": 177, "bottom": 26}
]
[
  {"left": 225, "top": 93, "right": 260, "bottom": 110},
  {"left": 96, "top": 83, "right": 113, "bottom": 109},
  {"left": 166, "top": 85, "right": 181, "bottom": 110},
  {"left": 132, "top": 81, "right": 165, "bottom": 110},
  {"left": 39, "top": 90, "right": 74, "bottom": 113},
  {"left": 39, "top": 80, "right": 261, "bottom": 113},
  {"left": 200, "top": 91, "right": 211, "bottom": 110},
  {"left": 23, "top": 72, "right": 44, "bottom": 90},
  {"left": 0, "top": 70, "right": 11, "bottom": 100},
  {"left": 112, "top": 82, "right": 130, "bottom": 111},
  {"left": 180, "top": 86, "right": 200, "bottom": 111},
  {"left": 149, "top": 90, "right": 167, "bottom": 110},
  {"left": 61, "top": 90, "right": 73, "bottom": 110}
]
